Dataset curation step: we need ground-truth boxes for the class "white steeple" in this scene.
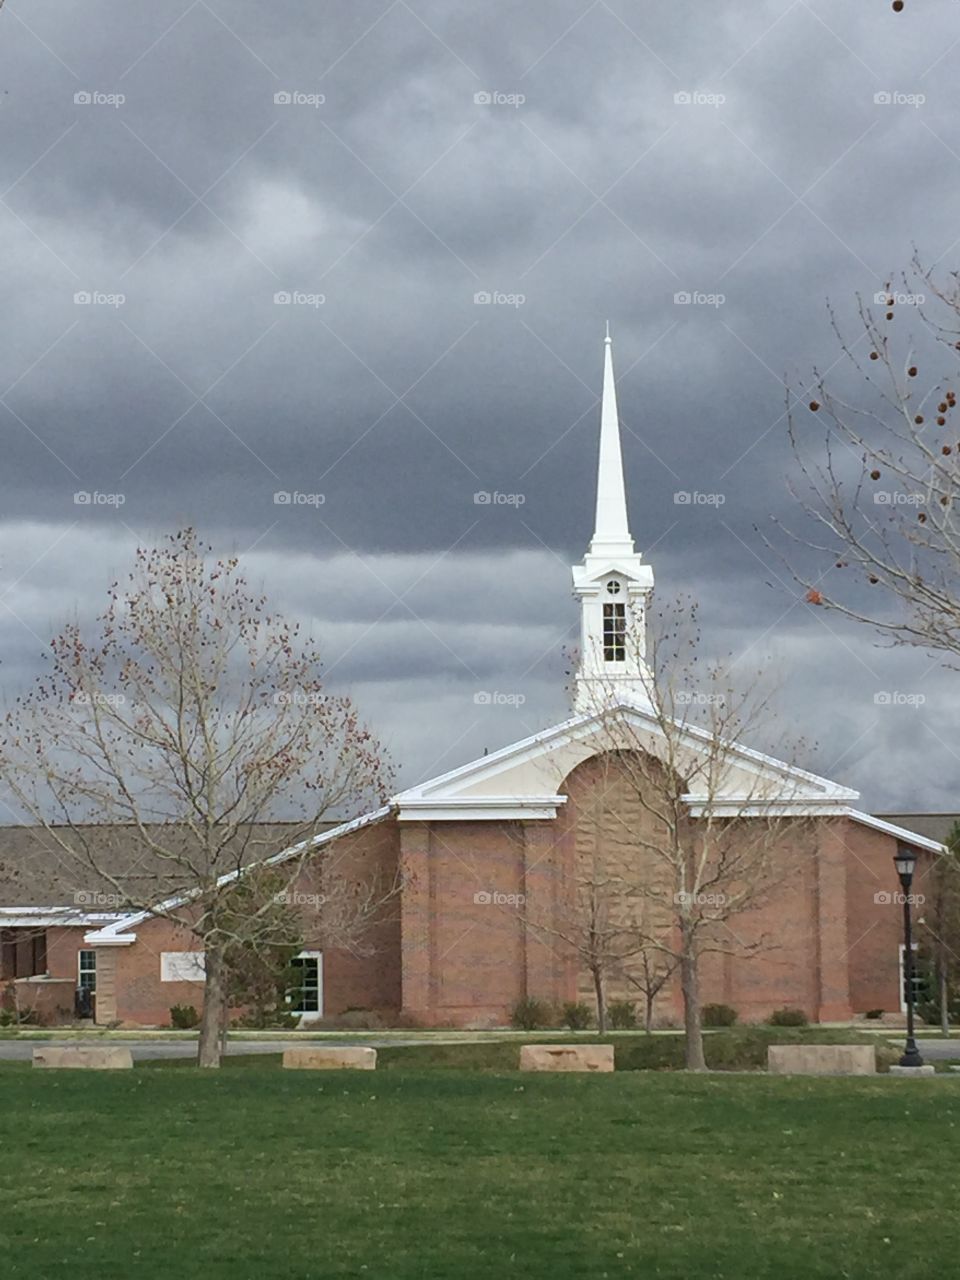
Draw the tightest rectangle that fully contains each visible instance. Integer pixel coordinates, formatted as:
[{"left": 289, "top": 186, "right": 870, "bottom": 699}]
[{"left": 572, "top": 328, "right": 655, "bottom": 713}]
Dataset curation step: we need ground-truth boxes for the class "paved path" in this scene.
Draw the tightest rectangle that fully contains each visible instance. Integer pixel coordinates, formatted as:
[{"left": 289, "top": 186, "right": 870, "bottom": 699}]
[{"left": 0, "top": 1038, "right": 393, "bottom": 1062}]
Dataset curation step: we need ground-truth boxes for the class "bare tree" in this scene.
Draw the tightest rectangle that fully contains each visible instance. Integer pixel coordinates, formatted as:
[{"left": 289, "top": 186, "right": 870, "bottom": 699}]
[
  {"left": 622, "top": 939, "right": 678, "bottom": 1035},
  {"left": 0, "top": 529, "right": 393, "bottom": 1066},
  {"left": 781, "top": 258, "right": 960, "bottom": 663},
  {"left": 579, "top": 599, "right": 818, "bottom": 1069}
]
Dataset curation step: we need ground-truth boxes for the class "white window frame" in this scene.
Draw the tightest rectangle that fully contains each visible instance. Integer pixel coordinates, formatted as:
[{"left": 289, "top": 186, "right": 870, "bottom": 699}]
[
  {"left": 287, "top": 950, "right": 323, "bottom": 1022},
  {"left": 78, "top": 949, "right": 97, "bottom": 992}
]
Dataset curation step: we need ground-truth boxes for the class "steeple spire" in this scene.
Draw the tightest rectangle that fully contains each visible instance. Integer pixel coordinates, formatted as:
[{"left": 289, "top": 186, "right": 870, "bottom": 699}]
[
  {"left": 591, "top": 326, "right": 633, "bottom": 553},
  {"left": 571, "top": 328, "right": 655, "bottom": 714}
]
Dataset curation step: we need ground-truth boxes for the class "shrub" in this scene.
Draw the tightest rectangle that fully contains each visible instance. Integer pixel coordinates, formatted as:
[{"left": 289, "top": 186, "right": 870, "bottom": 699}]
[
  {"left": 608, "top": 1000, "right": 638, "bottom": 1029},
  {"left": 768, "top": 1007, "right": 808, "bottom": 1027},
  {"left": 170, "top": 1004, "right": 200, "bottom": 1029},
  {"left": 702, "top": 1003, "right": 738, "bottom": 1027},
  {"left": 510, "top": 997, "right": 553, "bottom": 1031},
  {"left": 561, "top": 1002, "right": 592, "bottom": 1030},
  {"left": 864, "top": 1009, "right": 884, "bottom": 1020}
]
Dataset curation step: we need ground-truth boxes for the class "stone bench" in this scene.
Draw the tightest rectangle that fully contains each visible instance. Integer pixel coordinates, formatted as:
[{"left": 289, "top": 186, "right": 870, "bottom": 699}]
[
  {"left": 282, "top": 1046, "right": 377, "bottom": 1070},
  {"left": 520, "top": 1044, "right": 615, "bottom": 1073},
  {"left": 767, "top": 1044, "right": 875, "bottom": 1076},
  {"left": 32, "top": 1046, "right": 133, "bottom": 1070}
]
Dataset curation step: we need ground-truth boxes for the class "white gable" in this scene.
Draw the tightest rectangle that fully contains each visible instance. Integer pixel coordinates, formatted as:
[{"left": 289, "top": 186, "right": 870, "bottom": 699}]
[{"left": 393, "top": 703, "right": 859, "bottom": 822}]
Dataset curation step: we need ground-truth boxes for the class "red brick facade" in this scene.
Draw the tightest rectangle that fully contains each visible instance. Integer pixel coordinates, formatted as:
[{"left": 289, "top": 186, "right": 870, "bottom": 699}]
[{"left": 4, "top": 760, "right": 931, "bottom": 1028}]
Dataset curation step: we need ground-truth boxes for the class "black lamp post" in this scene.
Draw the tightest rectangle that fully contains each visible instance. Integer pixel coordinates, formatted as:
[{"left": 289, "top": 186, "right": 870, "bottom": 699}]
[{"left": 893, "top": 843, "right": 924, "bottom": 1069}]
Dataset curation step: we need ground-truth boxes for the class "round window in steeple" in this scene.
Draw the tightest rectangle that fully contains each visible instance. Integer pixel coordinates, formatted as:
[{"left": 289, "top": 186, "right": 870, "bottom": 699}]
[{"left": 606, "top": 579, "right": 621, "bottom": 595}]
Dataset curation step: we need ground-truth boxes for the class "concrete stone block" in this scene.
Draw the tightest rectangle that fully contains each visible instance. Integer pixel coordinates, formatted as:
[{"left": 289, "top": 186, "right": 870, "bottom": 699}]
[
  {"left": 767, "top": 1044, "right": 875, "bottom": 1076},
  {"left": 519, "top": 1044, "right": 614, "bottom": 1073},
  {"left": 282, "top": 1046, "right": 377, "bottom": 1070}
]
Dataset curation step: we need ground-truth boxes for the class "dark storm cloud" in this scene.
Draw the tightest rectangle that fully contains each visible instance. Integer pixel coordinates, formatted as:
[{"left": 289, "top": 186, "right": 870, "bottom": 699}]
[{"left": 0, "top": 0, "right": 957, "bottom": 805}]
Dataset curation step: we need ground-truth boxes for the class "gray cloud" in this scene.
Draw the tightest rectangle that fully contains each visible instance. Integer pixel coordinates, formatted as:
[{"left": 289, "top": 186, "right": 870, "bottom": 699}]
[{"left": 0, "top": 0, "right": 956, "bottom": 809}]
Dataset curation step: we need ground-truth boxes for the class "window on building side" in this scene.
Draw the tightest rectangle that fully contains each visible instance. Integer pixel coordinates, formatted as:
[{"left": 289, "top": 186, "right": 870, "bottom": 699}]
[
  {"left": 603, "top": 601, "right": 626, "bottom": 661},
  {"left": 288, "top": 954, "right": 321, "bottom": 1014},
  {"left": 78, "top": 949, "right": 97, "bottom": 992}
]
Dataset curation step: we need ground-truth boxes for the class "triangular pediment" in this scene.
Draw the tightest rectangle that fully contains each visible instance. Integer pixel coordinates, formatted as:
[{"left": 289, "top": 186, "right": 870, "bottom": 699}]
[{"left": 393, "top": 702, "right": 859, "bottom": 821}]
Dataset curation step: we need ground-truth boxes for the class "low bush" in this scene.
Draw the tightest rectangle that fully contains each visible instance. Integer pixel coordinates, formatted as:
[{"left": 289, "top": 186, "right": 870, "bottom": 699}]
[
  {"left": 864, "top": 1009, "right": 884, "bottom": 1020},
  {"left": 510, "top": 997, "right": 553, "bottom": 1031},
  {"left": 608, "top": 1000, "right": 638, "bottom": 1030},
  {"left": 562, "top": 1002, "right": 592, "bottom": 1030},
  {"left": 769, "top": 1007, "right": 808, "bottom": 1027},
  {"left": 702, "top": 1003, "right": 738, "bottom": 1027},
  {"left": 170, "top": 1004, "right": 200, "bottom": 1029}
]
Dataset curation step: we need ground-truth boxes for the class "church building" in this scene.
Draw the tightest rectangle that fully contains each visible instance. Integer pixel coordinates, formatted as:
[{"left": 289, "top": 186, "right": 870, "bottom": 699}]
[{"left": 1, "top": 333, "right": 945, "bottom": 1028}]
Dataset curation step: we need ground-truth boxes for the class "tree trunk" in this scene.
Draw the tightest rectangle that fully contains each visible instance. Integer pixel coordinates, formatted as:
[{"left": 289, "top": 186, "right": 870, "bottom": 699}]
[
  {"left": 592, "top": 966, "right": 606, "bottom": 1035},
  {"left": 644, "top": 991, "right": 654, "bottom": 1035},
  {"left": 680, "top": 948, "right": 706, "bottom": 1071},
  {"left": 198, "top": 945, "right": 225, "bottom": 1068}
]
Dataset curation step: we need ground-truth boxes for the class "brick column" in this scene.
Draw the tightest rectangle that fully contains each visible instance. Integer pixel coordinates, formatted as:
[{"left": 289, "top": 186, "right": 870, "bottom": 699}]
[
  {"left": 523, "top": 821, "right": 574, "bottom": 1006},
  {"left": 399, "top": 823, "right": 434, "bottom": 1021},
  {"left": 815, "top": 821, "right": 853, "bottom": 1022}
]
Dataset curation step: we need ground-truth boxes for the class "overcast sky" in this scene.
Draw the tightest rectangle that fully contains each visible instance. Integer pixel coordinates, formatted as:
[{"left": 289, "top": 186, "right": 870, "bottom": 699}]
[{"left": 0, "top": 0, "right": 957, "bottom": 811}]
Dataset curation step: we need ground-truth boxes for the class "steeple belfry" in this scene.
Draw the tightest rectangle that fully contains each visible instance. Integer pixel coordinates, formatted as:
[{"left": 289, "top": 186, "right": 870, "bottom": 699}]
[{"left": 572, "top": 328, "right": 655, "bottom": 713}]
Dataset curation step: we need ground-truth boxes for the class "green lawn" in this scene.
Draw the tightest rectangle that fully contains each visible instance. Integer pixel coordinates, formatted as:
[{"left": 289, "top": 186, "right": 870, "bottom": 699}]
[{"left": 1, "top": 1061, "right": 957, "bottom": 1280}]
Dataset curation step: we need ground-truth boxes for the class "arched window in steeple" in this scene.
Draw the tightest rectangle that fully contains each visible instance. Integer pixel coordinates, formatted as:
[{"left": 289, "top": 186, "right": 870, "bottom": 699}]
[{"left": 603, "top": 578, "right": 626, "bottom": 661}]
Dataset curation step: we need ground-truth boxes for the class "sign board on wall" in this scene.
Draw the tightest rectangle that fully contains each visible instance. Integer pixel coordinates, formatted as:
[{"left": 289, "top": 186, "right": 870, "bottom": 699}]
[{"left": 160, "top": 951, "right": 206, "bottom": 983}]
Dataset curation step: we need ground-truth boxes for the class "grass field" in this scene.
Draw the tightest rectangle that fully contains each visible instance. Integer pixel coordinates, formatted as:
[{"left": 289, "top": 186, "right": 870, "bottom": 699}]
[{"left": 1, "top": 1056, "right": 957, "bottom": 1280}]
